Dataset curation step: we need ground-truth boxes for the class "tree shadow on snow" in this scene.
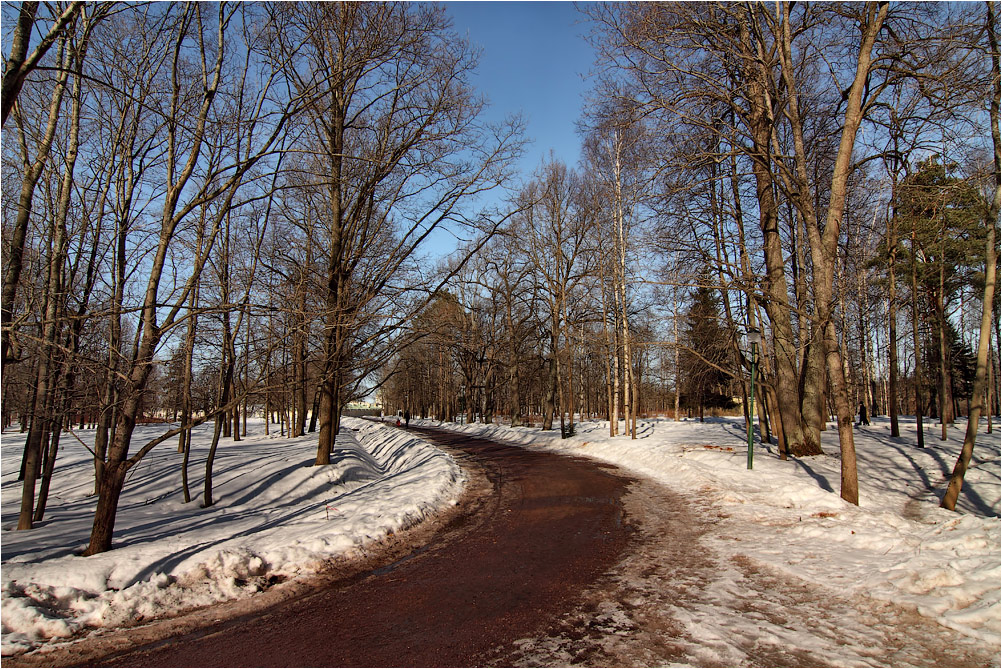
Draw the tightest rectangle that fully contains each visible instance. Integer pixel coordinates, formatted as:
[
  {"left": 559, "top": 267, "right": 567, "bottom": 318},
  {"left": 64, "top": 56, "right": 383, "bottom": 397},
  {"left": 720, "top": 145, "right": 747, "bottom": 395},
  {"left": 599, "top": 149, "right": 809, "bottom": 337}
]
[{"left": 789, "top": 459, "right": 835, "bottom": 493}]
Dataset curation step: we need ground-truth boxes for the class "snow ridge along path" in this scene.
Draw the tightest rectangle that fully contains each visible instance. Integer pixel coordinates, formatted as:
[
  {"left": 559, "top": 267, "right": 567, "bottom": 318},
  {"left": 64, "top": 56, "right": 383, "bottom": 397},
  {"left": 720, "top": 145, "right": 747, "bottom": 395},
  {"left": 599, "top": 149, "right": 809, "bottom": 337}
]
[{"left": 1, "top": 418, "right": 464, "bottom": 656}]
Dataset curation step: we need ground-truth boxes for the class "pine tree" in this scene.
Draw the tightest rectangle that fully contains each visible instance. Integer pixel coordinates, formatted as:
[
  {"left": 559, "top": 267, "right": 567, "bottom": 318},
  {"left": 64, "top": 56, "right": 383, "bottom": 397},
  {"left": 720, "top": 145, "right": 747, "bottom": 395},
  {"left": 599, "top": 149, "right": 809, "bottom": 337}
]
[{"left": 899, "top": 155, "right": 985, "bottom": 433}]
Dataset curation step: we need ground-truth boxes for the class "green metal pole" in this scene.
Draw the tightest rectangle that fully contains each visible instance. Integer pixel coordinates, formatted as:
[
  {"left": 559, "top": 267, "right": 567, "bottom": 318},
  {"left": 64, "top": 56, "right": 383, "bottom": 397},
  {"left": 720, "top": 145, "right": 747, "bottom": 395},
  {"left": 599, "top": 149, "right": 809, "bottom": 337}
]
[{"left": 747, "top": 341, "right": 756, "bottom": 470}]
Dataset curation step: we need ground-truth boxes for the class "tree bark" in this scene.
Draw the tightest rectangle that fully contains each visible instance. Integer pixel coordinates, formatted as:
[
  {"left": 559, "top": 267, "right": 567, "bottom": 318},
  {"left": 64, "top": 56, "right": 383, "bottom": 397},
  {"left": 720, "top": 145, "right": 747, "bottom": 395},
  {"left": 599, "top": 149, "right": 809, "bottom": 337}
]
[
  {"left": 803, "top": 2, "right": 888, "bottom": 504},
  {"left": 941, "top": 1, "right": 999, "bottom": 509},
  {"left": 741, "top": 11, "right": 811, "bottom": 456}
]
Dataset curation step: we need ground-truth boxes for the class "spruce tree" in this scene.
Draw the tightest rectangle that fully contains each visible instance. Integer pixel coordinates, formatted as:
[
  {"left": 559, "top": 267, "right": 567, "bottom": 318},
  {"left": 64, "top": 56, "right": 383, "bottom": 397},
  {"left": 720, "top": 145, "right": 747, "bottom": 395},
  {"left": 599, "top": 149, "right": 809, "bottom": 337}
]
[{"left": 680, "top": 283, "right": 735, "bottom": 421}]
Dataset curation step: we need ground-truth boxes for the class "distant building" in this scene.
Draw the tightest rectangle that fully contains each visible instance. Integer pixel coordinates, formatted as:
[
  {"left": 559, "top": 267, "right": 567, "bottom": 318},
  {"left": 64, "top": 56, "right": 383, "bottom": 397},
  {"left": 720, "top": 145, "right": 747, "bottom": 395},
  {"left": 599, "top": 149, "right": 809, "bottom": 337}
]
[{"left": 346, "top": 400, "right": 383, "bottom": 412}]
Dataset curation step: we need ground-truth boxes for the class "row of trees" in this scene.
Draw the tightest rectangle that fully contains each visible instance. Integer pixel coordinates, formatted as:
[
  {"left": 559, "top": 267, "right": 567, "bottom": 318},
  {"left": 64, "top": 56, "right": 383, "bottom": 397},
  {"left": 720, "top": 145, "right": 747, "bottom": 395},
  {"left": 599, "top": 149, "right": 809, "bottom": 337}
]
[
  {"left": 381, "top": 2, "right": 999, "bottom": 510},
  {"left": 2, "top": 1, "right": 521, "bottom": 553},
  {"left": 2, "top": 1, "right": 997, "bottom": 558},
  {"left": 380, "top": 158, "right": 742, "bottom": 436}
]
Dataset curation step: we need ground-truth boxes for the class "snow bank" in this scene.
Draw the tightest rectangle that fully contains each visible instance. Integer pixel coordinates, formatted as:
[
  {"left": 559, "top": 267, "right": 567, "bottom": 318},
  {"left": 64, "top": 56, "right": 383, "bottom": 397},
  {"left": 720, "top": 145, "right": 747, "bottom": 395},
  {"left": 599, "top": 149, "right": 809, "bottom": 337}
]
[
  {"left": 410, "top": 415, "right": 1001, "bottom": 647},
  {"left": 0, "top": 418, "right": 464, "bottom": 655}
]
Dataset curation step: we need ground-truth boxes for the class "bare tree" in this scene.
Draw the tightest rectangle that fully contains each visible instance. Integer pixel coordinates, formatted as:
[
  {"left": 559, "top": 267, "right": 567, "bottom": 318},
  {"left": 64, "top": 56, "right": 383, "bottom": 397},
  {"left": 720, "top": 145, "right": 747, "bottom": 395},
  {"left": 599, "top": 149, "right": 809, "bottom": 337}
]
[
  {"left": 269, "top": 2, "right": 522, "bottom": 463},
  {"left": 81, "top": 3, "right": 298, "bottom": 554},
  {"left": 15, "top": 3, "right": 108, "bottom": 529},
  {"left": 517, "top": 159, "right": 592, "bottom": 436},
  {"left": 581, "top": 96, "right": 651, "bottom": 438},
  {"left": 2, "top": 19, "right": 73, "bottom": 369},
  {"left": 2, "top": 0, "right": 86, "bottom": 126},
  {"left": 941, "top": 1, "right": 1000, "bottom": 511}
]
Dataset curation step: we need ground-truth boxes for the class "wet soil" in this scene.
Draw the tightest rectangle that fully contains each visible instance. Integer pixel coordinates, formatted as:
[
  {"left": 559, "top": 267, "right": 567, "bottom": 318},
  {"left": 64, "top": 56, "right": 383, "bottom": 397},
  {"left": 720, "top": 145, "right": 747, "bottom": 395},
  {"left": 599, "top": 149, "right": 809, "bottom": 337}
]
[{"left": 49, "top": 426, "right": 634, "bottom": 667}]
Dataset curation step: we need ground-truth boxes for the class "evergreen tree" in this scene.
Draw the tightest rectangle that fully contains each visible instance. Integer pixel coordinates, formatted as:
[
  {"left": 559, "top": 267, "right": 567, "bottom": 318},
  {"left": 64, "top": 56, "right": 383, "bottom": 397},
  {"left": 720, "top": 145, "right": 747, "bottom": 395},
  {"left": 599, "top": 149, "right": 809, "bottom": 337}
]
[
  {"left": 899, "top": 155, "right": 985, "bottom": 428},
  {"left": 924, "top": 321, "right": 978, "bottom": 417},
  {"left": 680, "top": 283, "right": 735, "bottom": 421}
]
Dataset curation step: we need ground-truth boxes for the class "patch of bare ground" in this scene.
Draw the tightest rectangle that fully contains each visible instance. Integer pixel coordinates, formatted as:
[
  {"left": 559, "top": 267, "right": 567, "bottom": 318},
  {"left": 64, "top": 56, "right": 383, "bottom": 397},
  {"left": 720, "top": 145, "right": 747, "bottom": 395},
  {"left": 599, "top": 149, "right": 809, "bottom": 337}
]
[{"left": 497, "top": 478, "right": 997, "bottom": 668}]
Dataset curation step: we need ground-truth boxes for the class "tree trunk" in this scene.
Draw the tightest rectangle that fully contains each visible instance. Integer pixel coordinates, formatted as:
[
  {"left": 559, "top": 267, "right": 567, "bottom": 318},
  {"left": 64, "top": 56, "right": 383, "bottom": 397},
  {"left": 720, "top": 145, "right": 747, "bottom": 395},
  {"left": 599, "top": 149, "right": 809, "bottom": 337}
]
[
  {"left": 741, "top": 9, "right": 811, "bottom": 457},
  {"left": 84, "top": 459, "right": 129, "bottom": 555},
  {"left": 632, "top": 354, "right": 639, "bottom": 437},
  {"left": 543, "top": 354, "right": 556, "bottom": 431},
  {"left": 33, "top": 388, "right": 64, "bottom": 522},
  {"left": 316, "top": 372, "right": 336, "bottom": 465},
  {"left": 2, "top": 36, "right": 71, "bottom": 367},
  {"left": 988, "top": 337, "right": 995, "bottom": 434},
  {"left": 750, "top": 164, "right": 808, "bottom": 454},
  {"left": 294, "top": 310, "right": 307, "bottom": 437},
  {"left": 800, "top": 335, "right": 826, "bottom": 453},
  {"left": 17, "top": 113, "right": 75, "bottom": 528},
  {"left": 859, "top": 259, "right": 876, "bottom": 417},
  {"left": 942, "top": 2, "right": 999, "bottom": 508},
  {"left": 83, "top": 401, "right": 140, "bottom": 556},
  {"left": 203, "top": 408, "right": 226, "bottom": 509},
  {"left": 308, "top": 385, "right": 320, "bottom": 433},
  {"left": 937, "top": 250, "right": 951, "bottom": 440},
  {"left": 673, "top": 308, "right": 681, "bottom": 422},
  {"left": 601, "top": 262, "right": 617, "bottom": 434},
  {"left": 911, "top": 221, "right": 926, "bottom": 447},
  {"left": 232, "top": 396, "right": 240, "bottom": 442},
  {"left": 941, "top": 211, "right": 997, "bottom": 509},
  {"left": 798, "top": 1, "right": 887, "bottom": 504}
]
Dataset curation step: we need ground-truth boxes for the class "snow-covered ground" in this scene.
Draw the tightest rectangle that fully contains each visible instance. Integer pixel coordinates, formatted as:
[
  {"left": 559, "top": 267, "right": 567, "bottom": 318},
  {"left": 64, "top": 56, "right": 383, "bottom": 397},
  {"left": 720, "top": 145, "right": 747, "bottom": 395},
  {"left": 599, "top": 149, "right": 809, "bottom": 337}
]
[
  {"left": 408, "top": 413, "right": 1001, "bottom": 661},
  {"left": 2, "top": 411, "right": 998, "bottom": 664},
  {"left": 0, "top": 417, "right": 464, "bottom": 655}
]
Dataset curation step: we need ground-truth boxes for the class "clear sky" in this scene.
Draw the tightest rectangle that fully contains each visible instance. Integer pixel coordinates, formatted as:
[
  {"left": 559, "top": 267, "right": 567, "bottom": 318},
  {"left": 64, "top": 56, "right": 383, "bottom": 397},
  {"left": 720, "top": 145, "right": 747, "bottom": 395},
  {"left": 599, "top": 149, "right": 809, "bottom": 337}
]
[
  {"left": 445, "top": 1, "right": 597, "bottom": 180},
  {"left": 417, "top": 2, "right": 596, "bottom": 256}
]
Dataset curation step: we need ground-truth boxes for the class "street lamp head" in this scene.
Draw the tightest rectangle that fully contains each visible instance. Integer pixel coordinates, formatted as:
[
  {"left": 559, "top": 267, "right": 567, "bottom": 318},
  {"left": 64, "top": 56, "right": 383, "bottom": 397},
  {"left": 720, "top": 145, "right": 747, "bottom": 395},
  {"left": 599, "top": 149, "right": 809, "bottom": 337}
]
[{"left": 746, "top": 327, "right": 762, "bottom": 346}]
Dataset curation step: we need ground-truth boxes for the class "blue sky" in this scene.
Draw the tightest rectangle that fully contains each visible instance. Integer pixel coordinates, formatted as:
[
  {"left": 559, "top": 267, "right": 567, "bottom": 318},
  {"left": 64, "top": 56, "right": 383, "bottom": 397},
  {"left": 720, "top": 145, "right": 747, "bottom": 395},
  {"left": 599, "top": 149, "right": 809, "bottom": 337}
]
[
  {"left": 419, "top": 2, "right": 596, "bottom": 256},
  {"left": 446, "top": 1, "right": 597, "bottom": 178}
]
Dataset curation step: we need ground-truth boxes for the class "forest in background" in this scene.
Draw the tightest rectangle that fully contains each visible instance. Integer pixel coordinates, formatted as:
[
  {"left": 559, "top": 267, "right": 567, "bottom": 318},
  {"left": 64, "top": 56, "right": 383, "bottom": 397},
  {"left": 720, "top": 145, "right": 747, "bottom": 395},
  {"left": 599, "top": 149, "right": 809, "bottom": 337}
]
[{"left": 2, "top": 1, "right": 998, "bottom": 555}]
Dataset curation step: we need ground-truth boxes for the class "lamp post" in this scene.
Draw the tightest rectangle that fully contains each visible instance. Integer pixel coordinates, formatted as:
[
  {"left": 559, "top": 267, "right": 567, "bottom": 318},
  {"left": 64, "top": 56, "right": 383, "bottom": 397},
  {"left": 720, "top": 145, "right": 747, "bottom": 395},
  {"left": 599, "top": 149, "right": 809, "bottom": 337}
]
[{"left": 746, "top": 327, "right": 762, "bottom": 470}]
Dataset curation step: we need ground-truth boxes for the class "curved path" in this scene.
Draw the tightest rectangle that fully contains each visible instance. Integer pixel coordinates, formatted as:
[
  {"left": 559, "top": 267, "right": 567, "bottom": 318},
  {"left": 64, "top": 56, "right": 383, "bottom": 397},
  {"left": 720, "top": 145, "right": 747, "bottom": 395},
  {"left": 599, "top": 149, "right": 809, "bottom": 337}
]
[{"left": 86, "top": 426, "right": 634, "bottom": 667}]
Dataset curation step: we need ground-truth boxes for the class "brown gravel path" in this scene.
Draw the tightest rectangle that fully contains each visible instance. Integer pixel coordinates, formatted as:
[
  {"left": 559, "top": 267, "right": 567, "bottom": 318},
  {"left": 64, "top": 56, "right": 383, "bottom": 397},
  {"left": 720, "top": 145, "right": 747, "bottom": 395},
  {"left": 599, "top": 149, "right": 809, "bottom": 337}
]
[{"left": 73, "top": 425, "right": 634, "bottom": 667}]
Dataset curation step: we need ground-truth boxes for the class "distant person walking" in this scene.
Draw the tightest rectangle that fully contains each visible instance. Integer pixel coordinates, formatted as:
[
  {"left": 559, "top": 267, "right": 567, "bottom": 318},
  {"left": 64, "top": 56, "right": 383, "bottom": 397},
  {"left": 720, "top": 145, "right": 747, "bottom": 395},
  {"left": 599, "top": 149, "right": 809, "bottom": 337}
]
[
  {"left": 404, "top": 410, "right": 410, "bottom": 427},
  {"left": 857, "top": 402, "right": 869, "bottom": 426}
]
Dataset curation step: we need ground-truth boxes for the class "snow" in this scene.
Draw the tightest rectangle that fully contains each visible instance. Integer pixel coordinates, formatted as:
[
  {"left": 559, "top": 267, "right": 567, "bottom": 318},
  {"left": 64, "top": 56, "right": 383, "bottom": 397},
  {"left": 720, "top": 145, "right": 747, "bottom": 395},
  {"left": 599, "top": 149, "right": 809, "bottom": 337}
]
[
  {"left": 0, "top": 418, "right": 464, "bottom": 655},
  {"left": 2, "top": 410, "right": 999, "bottom": 663},
  {"left": 405, "top": 414, "right": 1001, "bottom": 657}
]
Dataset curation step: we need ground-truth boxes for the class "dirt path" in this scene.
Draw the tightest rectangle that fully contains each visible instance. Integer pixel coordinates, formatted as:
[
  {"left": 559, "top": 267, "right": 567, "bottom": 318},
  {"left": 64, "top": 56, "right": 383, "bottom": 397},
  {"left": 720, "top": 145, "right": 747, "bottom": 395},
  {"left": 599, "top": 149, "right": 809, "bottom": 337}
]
[
  {"left": 9, "top": 426, "right": 995, "bottom": 668},
  {"left": 501, "top": 482, "right": 997, "bottom": 668},
  {"left": 57, "top": 426, "right": 634, "bottom": 667}
]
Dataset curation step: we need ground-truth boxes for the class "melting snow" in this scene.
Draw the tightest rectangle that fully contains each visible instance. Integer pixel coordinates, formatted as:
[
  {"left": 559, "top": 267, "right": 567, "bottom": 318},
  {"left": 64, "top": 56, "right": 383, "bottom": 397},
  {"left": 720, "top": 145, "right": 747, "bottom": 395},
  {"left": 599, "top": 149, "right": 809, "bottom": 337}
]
[{"left": 1, "top": 418, "right": 463, "bottom": 655}]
